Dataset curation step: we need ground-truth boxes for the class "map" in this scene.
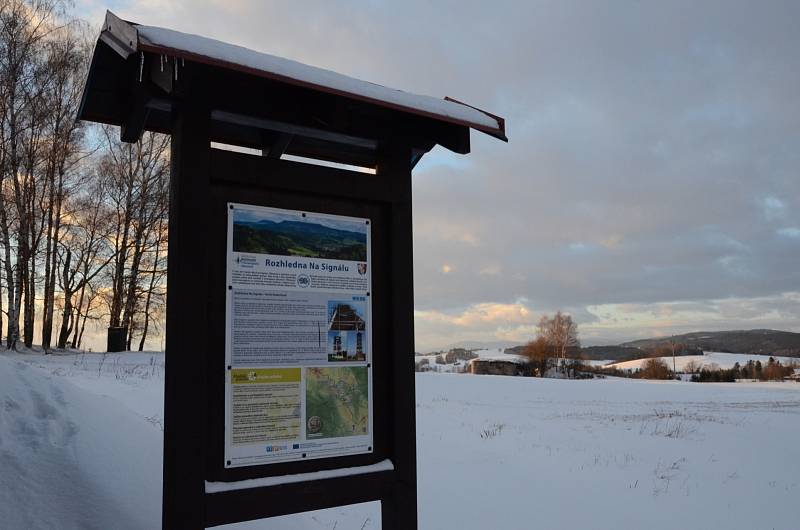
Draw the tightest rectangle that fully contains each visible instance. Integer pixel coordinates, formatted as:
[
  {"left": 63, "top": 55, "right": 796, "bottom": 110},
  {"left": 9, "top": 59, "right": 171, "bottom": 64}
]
[{"left": 305, "top": 367, "right": 369, "bottom": 439}]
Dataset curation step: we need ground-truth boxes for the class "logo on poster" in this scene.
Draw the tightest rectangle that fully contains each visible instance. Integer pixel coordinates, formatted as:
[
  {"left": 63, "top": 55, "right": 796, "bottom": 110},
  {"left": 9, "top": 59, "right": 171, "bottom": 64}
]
[
  {"left": 236, "top": 255, "right": 258, "bottom": 268},
  {"left": 296, "top": 274, "right": 310, "bottom": 288},
  {"left": 307, "top": 416, "right": 322, "bottom": 434}
]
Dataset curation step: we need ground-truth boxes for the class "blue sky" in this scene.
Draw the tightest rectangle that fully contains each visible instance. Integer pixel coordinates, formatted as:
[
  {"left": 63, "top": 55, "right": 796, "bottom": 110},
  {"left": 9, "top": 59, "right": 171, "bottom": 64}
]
[{"left": 78, "top": 1, "right": 800, "bottom": 351}]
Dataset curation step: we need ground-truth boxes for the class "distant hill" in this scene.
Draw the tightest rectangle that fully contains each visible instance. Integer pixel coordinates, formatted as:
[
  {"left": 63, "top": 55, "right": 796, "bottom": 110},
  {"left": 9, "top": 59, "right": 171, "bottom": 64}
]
[
  {"left": 504, "top": 343, "right": 648, "bottom": 362},
  {"left": 503, "top": 329, "right": 800, "bottom": 361},
  {"left": 620, "top": 329, "right": 800, "bottom": 357},
  {"left": 233, "top": 219, "right": 367, "bottom": 260},
  {"left": 441, "top": 340, "right": 522, "bottom": 352},
  {"left": 578, "top": 345, "right": 649, "bottom": 362}
]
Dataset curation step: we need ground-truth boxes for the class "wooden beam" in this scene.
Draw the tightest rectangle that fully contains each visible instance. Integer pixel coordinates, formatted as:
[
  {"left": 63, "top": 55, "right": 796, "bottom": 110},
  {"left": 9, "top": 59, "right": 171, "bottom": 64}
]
[
  {"left": 212, "top": 109, "right": 378, "bottom": 150},
  {"left": 120, "top": 75, "right": 152, "bottom": 143},
  {"left": 120, "top": 95, "right": 150, "bottom": 142},
  {"left": 262, "top": 132, "right": 293, "bottom": 159},
  {"left": 99, "top": 10, "right": 138, "bottom": 59}
]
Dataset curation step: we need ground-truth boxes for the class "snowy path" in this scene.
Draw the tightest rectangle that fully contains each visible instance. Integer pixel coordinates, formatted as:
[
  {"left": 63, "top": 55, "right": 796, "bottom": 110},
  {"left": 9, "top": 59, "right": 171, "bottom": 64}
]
[
  {"left": 2, "top": 352, "right": 799, "bottom": 529},
  {"left": 0, "top": 355, "right": 161, "bottom": 529}
]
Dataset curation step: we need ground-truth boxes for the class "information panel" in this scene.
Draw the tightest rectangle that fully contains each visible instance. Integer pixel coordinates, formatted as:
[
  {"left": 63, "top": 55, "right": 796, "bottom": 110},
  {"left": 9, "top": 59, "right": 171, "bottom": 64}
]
[{"left": 224, "top": 203, "right": 373, "bottom": 467}]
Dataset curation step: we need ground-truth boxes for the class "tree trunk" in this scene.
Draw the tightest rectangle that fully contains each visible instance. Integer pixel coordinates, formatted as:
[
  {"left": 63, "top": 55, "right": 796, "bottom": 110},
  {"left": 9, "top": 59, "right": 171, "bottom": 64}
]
[
  {"left": 41, "top": 157, "right": 57, "bottom": 351},
  {"left": 0, "top": 200, "right": 12, "bottom": 349},
  {"left": 77, "top": 311, "right": 88, "bottom": 350},
  {"left": 0, "top": 273, "right": 4, "bottom": 347},
  {"left": 138, "top": 224, "right": 163, "bottom": 352},
  {"left": 70, "top": 281, "right": 87, "bottom": 348},
  {"left": 56, "top": 249, "right": 73, "bottom": 349},
  {"left": 23, "top": 245, "right": 35, "bottom": 348}
]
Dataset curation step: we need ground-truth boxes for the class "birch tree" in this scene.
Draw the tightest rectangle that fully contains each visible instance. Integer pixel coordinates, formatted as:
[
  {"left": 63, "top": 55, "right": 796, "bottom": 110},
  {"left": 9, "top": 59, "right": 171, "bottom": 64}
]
[
  {"left": 100, "top": 129, "right": 169, "bottom": 350},
  {"left": 537, "top": 311, "right": 580, "bottom": 376}
]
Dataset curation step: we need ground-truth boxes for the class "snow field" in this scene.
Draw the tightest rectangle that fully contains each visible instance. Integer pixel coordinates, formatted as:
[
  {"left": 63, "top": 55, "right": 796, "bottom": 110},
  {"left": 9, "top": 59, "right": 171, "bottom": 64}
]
[
  {"left": 607, "top": 351, "right": 799, "bottom": 372},
  {"left": 2, "top": 351, "right": 799, "bottom": 529},
  {"left": 0, "top": 354, "right": 162, "bottom": 530}
]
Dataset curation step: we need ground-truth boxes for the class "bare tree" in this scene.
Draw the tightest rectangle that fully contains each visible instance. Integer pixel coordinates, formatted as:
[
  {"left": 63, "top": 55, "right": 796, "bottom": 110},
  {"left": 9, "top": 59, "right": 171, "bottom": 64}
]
[
  {"left": 136, "top": 214, "right": 167, "bottom": 350},
  {"left": 99, "top": 129, "right": 169, "bottom": 350},
  {"left": 521, "top": 335, "right": 550, "bottom": 377},
  {"left": 537, "top": 311, "right": 580, "bottom": 376},
  {"left": 39, "top": 22, "right": 91, "bottom": 351},
  {"left": 0, "top": 0, "right": 72, "bottom": 349},
  {"left": 55, "top": 177, "right": 115, "bottom": 349}
]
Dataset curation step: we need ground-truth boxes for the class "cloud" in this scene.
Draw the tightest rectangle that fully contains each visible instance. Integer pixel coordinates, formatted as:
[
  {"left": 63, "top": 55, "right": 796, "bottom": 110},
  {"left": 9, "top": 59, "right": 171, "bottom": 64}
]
[
  {"left": 89, "top": 1, "right": 800, "bottom": 349},
  {"left": 777, "top": 227, "right": 800, "bottom": 239},
  {"left": 414, "top": 301, "right": 539, "bottom": 350},
  {"left": 761, "top": 195, "right": 787, "bottom": 221}
]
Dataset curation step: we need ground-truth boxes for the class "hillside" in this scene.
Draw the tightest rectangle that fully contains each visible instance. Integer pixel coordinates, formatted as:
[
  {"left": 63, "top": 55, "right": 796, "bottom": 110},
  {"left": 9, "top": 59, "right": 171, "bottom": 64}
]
[
  {"left": 504, "top": 329, "right": 800, "bottom": 361},
  {"left": 621, "top": 329, "right": 800, "bottom": 357},
  {"left": 233, "top": 220, "right": 367, "bottom": 260},
  {"left": 607, "top": 351, "right": 799, "bottom": 372},
  {"left": 504, "top": 343, "right": 647, "bottom": 362}
]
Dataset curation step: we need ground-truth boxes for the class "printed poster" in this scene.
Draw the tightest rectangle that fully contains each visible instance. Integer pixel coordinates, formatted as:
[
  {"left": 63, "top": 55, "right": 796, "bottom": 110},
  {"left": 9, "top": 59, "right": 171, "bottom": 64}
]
[{"left": 224, "top": 203, "right": 373, "bottom": 467}]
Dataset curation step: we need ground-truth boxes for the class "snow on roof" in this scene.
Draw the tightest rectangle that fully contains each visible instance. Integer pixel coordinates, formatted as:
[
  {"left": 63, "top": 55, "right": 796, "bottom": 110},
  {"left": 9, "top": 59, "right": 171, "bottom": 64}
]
[
  {"left": 469, "top": 349, "right": 528, "bottom": 365},
  {"left": 102, "top": 12, "right": 505, "bottom": 140}
]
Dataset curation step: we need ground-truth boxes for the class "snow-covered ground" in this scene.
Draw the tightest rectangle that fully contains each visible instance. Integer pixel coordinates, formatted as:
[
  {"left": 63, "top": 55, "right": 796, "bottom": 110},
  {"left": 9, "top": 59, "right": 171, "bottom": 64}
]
[
  {"left": 583, "top": 359, "right": 615, "bottom": 367},
  {"left": 416, "top": 348, "right": 527, "bottom": 373},
  {"left": 607, "top": 351, "right": 799, "bottom": 372},
  {"left": 2, "top": 351, "right": 800, "bottom": 529}
]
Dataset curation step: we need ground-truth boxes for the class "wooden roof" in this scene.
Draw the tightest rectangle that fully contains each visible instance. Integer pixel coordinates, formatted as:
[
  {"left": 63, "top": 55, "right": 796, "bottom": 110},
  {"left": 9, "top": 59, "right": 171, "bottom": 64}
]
[{"left": 78, "top": 11, "right": 507, "bottom": 168}]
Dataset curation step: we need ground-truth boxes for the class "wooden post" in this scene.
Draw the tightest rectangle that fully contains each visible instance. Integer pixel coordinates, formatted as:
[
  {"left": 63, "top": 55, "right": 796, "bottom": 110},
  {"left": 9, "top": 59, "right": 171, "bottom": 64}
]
[
  {"left": 162, "top": 69, "right": 211, "bottom": 530},
  {"left": 379, "top": 139, "right": 418, "bottom": 530}
]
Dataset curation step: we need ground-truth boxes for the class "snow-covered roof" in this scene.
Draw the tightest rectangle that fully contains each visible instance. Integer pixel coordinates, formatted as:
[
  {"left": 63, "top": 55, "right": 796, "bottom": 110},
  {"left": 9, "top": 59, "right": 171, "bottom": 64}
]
[
  {"left": 98, "top": 11, "right": 506, "bottom": 141},
  {"left": 469, "top": 353, "right": 528, "bottom": 365}
]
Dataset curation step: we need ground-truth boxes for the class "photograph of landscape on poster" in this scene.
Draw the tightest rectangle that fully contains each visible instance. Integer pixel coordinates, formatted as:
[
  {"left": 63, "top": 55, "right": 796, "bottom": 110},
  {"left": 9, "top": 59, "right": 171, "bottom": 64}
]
[
  {"left": 232, "top": 207, "right": 367, "bottom": 261},
  {"left": 306, "top": 367, "right": 369, "bottom": 439}
]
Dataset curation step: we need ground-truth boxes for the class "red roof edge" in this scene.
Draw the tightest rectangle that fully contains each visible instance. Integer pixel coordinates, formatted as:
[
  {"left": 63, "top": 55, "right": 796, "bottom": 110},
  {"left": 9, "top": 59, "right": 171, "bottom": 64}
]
[{"left": 444, "top": 96, "right": 508, "bottom": 143}]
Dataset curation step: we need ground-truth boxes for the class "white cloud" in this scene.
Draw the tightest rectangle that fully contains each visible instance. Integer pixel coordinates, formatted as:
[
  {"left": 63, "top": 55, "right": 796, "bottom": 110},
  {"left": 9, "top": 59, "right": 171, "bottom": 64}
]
[
  {"left": 777, "top": 227, "right": 800, "bottom": 239},
  {"left": 761, "top": 195, "right": 787, "bottom": 221},
  {"left": 87, "top": 1, "right": 800, "bottom": 347}
]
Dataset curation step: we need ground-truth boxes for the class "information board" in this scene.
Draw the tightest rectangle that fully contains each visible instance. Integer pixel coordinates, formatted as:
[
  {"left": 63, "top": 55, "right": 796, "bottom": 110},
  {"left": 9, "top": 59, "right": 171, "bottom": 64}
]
[{"left": 224, "top": 203, "right": 373, "bottom": 467}]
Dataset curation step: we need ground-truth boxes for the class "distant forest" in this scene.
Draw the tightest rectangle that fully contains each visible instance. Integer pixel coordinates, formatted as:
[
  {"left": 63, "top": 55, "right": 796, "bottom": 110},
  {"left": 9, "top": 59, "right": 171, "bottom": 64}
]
[
  {"left": 506, "top": 329, "right": 800, "bottom": 360},
  {"left": 233, "top": 220, "right": 367, "bottom": 261}
]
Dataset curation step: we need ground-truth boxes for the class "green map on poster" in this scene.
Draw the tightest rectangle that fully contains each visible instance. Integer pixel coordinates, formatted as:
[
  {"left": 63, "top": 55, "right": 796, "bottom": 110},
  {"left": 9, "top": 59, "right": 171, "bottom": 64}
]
[{"left": 305, "top": 367, "right": 369, "bottom": 439}]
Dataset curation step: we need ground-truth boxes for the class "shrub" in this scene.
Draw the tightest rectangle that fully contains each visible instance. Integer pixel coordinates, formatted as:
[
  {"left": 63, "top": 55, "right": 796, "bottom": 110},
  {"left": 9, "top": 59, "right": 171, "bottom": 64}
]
[{"left": 639, "top": 358, "right": 671, "bottom": 380}]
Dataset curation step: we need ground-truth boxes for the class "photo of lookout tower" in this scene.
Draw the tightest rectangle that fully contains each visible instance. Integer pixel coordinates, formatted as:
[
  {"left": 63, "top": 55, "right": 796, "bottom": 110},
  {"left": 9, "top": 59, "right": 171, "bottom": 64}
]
[
  {"left": 327, "top": 330, "right": 367, "bottom": 362},
  {"left": 328, "top": 301, "right": 366, "bottom": 331},
  {"left": 327, "top": 300, "right": 368, "bottom": 362}
]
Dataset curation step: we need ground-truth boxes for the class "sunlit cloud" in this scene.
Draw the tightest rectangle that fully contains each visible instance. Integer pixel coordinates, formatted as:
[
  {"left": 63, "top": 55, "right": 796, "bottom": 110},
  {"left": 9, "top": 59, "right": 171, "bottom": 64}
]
[{"left": 77, "top": 1, "right": 800, "bottom": 351}]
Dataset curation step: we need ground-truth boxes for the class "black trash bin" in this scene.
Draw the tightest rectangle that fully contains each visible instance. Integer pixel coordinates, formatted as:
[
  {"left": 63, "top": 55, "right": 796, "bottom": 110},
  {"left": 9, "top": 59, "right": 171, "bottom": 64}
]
[{"left": 107, "top": 326, "right": 128, "bottom": 352}]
